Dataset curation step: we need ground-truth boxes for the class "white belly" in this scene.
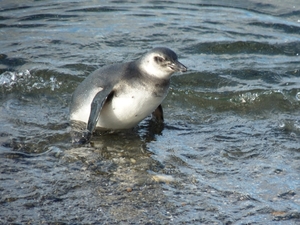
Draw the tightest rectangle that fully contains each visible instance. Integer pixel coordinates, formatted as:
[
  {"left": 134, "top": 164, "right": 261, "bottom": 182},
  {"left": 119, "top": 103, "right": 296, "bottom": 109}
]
[{"left": 97, "top": 90, "right": 165, "bottom": 129}]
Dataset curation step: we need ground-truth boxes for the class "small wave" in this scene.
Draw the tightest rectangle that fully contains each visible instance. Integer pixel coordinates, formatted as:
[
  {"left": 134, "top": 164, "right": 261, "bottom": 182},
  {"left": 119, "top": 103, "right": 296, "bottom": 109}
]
[
  {"left": 230, "top": 91, "right": 260, "bottom": 104},
  {"left": 189, "top": 41, "right": 300, "bottom": 56},
  {"left": 0, "top": 70, "right": 62, "bottom": 92},
  {"left": 0, "top": 70, "right": 31, "bottom": 90}
]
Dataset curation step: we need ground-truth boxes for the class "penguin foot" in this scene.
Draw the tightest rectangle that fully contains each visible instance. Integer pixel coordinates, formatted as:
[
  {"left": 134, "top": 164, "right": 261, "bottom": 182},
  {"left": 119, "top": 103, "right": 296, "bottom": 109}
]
[{"left": 79, "top": 131, "right": 92, "bottom": 144}]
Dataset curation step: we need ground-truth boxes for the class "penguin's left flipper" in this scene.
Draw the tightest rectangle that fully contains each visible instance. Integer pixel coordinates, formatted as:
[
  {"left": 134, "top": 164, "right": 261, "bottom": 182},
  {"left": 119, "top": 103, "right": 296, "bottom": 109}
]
[{"left": 78, "top": 88, "right": 114, "bottom": 144}]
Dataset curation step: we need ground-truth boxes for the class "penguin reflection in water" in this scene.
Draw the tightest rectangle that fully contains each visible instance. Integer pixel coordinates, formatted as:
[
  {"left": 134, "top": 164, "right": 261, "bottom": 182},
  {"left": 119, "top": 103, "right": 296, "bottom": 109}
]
[{"left": 70, "top": 47, "right": 187, "bottom": 144}]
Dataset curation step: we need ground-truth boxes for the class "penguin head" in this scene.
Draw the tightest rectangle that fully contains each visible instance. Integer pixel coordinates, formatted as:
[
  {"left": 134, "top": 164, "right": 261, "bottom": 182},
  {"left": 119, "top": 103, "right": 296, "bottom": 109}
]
[{"left": 138, "top": 47, "right": 187, "bottom": 79}]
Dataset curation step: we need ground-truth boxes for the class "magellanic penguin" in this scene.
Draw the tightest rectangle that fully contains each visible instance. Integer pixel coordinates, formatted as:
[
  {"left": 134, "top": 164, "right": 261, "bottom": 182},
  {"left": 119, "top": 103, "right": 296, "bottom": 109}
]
[{"left": 70, "top": 47, "right": 187, "bottom": 144}]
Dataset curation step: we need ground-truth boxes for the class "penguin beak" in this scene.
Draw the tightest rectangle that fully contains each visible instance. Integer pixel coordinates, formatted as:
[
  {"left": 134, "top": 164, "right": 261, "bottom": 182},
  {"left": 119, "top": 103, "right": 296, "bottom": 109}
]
[{"left": 169, "top": 60, "right": 187, "bottom": 72}]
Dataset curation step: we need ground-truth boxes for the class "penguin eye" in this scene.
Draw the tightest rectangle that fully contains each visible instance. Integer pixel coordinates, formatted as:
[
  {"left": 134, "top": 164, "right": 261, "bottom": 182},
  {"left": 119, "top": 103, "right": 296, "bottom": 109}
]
[{"left": 154, "top": 56, "right": 164, "bottom": 63}]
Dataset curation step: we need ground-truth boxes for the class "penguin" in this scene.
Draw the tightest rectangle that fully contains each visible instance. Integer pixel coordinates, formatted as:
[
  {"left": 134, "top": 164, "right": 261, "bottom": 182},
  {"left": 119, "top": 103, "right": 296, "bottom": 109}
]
[{"left": 70, "top": 47, "right": 187, "bottom": 143}]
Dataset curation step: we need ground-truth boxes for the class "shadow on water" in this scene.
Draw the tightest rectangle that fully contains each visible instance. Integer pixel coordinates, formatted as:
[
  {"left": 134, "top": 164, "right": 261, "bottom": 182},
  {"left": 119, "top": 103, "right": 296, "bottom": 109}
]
[{"left": 1, "top": 116, "right": 180, "bottom": 223}]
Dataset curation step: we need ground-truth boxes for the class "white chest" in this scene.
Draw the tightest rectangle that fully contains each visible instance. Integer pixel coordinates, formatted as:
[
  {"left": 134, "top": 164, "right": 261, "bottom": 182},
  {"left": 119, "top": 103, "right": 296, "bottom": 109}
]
[{"left": 97, "top": 88, "right": 166, "bottom": 129}]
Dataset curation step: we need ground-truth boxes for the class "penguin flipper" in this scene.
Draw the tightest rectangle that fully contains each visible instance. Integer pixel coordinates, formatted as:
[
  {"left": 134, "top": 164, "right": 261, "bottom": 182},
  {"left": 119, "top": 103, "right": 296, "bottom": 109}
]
[{"left": 79, "top": 89, "right": 114, "bottom": 144}]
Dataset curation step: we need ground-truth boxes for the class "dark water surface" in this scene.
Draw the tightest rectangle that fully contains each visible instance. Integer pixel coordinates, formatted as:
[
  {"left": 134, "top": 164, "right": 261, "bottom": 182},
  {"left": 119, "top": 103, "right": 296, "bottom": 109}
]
[{"left": 1, "top": 0, "right": 300, "bottom": 224}]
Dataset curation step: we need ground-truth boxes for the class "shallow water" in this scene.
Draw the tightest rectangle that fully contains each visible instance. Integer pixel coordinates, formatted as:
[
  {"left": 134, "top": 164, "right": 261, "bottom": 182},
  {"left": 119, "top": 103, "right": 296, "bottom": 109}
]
[{"left": 1, "top": 0, "right": 300, "bottom": 224}]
